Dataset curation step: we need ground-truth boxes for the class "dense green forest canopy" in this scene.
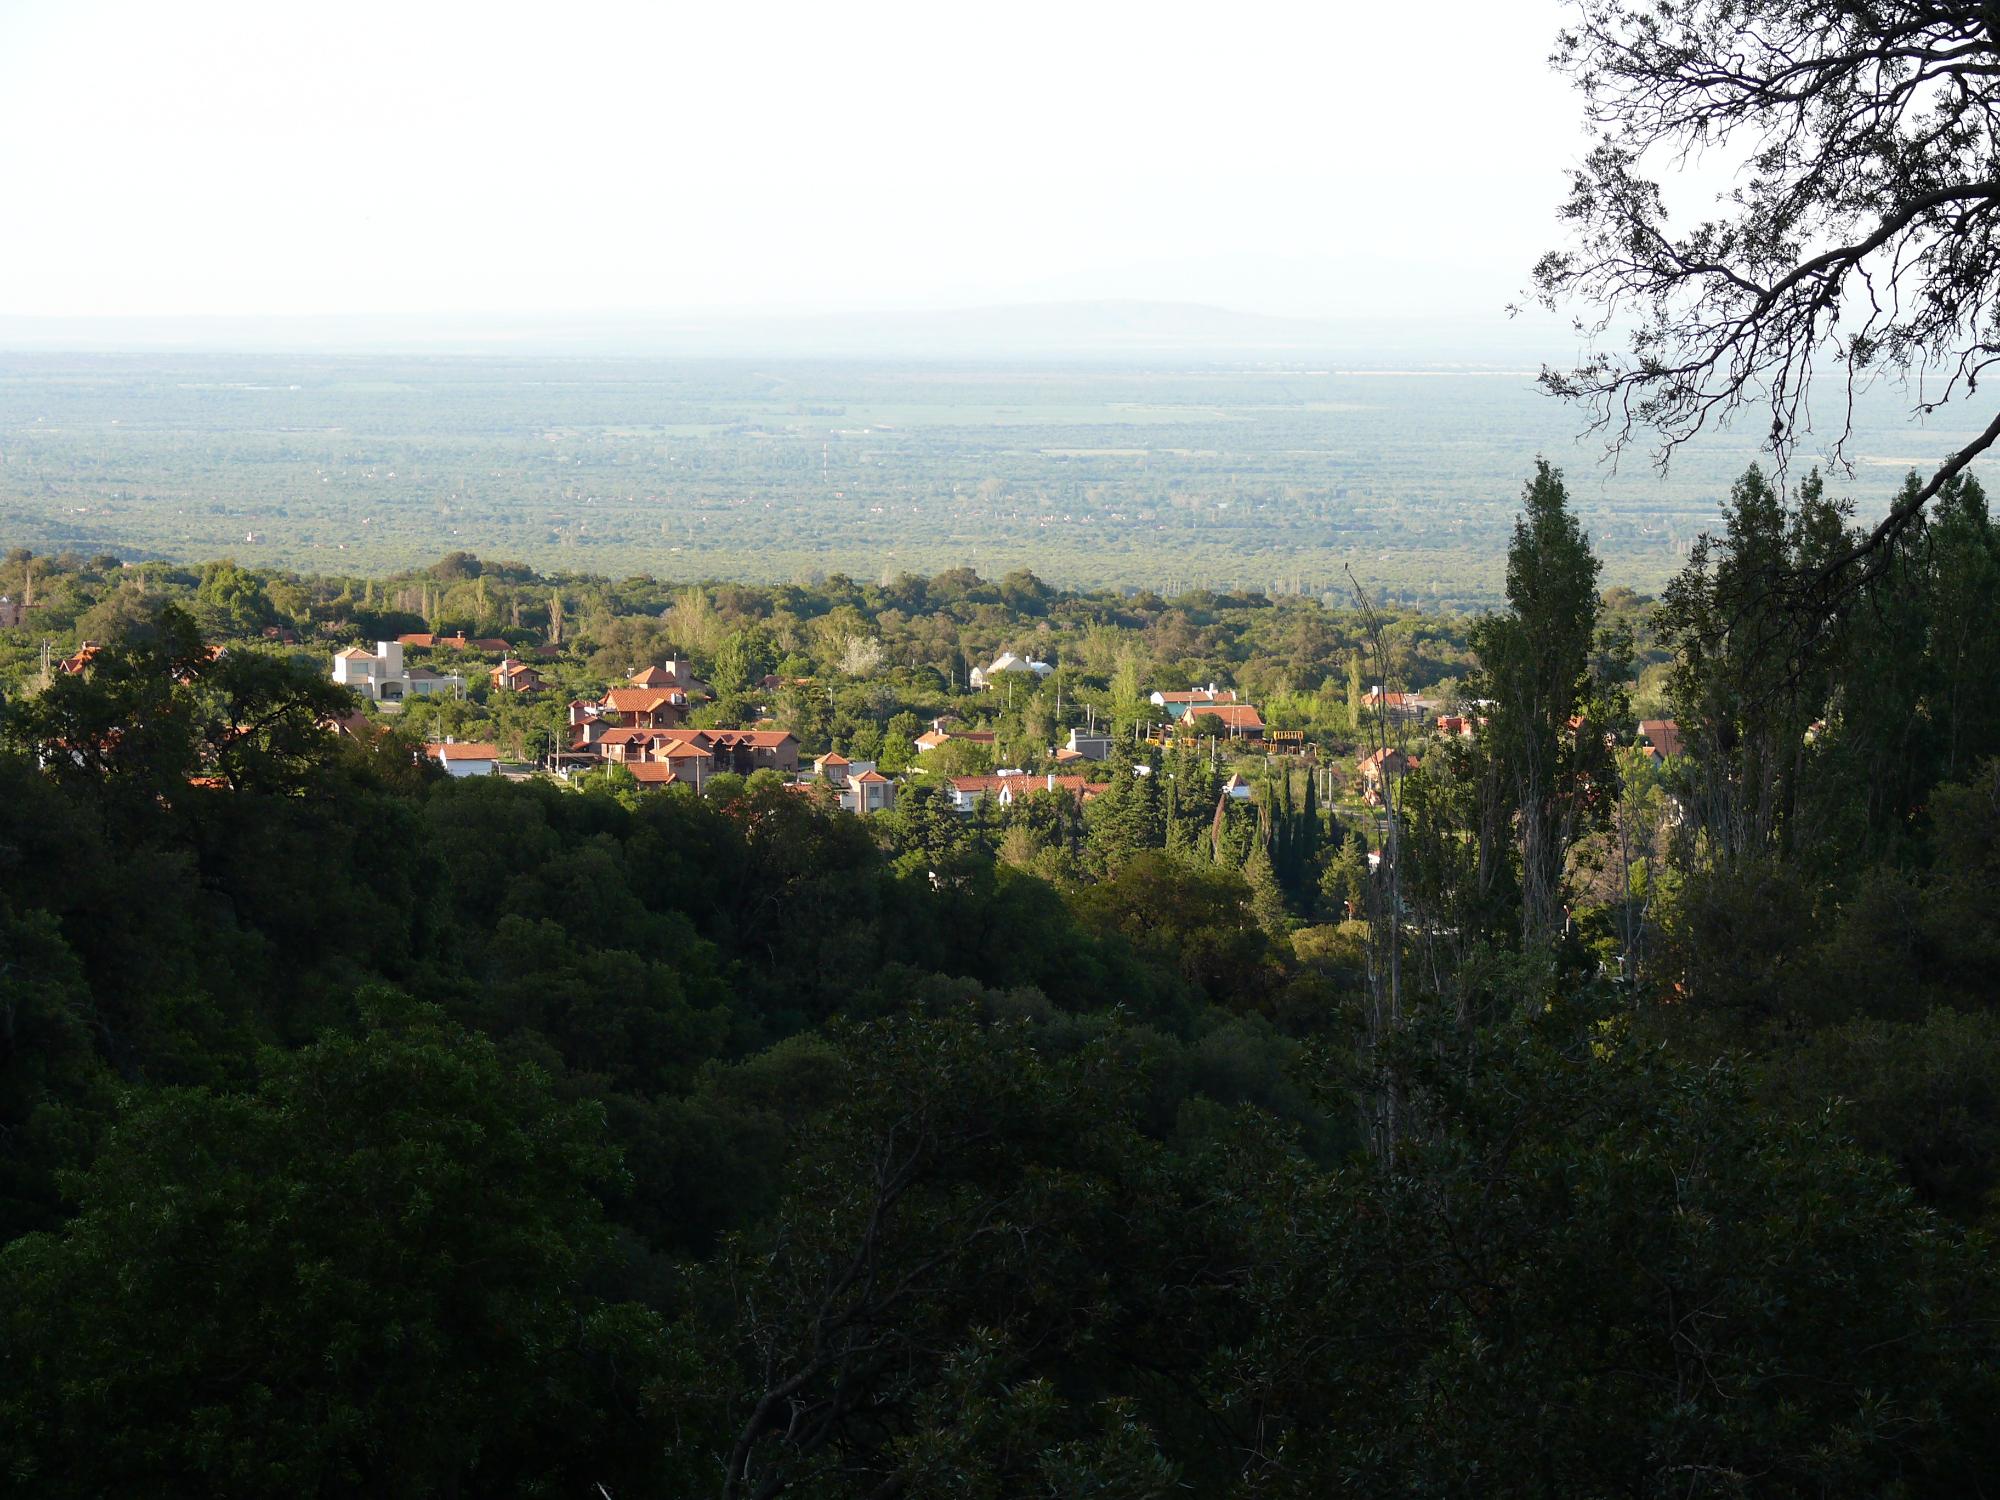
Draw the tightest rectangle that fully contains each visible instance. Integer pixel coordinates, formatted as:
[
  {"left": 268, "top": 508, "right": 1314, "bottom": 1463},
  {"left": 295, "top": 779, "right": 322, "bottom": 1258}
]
[{"left": 5, "top": 458, "right": 2000, "bottom": 1495}]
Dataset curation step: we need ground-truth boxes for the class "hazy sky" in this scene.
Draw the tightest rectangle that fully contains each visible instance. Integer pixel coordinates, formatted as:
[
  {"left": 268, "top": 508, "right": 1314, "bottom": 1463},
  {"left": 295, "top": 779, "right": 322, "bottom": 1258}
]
[{"left": 0, "top": 0, "right": 1592, "bottom": 322}]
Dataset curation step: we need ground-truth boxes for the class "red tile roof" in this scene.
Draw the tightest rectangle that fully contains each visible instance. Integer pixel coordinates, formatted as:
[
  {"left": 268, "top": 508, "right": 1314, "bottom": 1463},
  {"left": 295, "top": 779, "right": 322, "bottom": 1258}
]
[
  {"left": 601, "top": 688, "right": 681, "bottom": 713},
  {"left": 322, "top": 711, "right": 383, "bottom": 741},
  {"left": 1358, "top": 747, "right": 1415, "bottom": 776},
  {"left": 1639, "top": 719, "right": 1684, "bottom": 758},
  {"left": 1186, "top": 703, "right": 1264, "bottom": 730},
  {"left": 428, "top": 742, "right": 500, "bottom": 762},
  {"left": 623, "top": 762, "right": 684, "bottom": 784},
  {"left": 58, "top": 642, "right": 103, "bottom": 675}
]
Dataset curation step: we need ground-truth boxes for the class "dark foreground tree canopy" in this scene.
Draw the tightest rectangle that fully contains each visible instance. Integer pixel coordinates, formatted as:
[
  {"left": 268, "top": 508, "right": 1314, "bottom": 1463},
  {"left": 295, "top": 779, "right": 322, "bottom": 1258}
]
[{"left": 4, "top": 455, "right": 2000, "bottom": 1496}]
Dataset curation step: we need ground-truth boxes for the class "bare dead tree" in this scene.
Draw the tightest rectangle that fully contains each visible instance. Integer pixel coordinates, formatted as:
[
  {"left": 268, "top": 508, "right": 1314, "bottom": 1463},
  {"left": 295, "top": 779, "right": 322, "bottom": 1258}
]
[{"left": 1536, "top": 0, "right": 2000, "bottom": 608}]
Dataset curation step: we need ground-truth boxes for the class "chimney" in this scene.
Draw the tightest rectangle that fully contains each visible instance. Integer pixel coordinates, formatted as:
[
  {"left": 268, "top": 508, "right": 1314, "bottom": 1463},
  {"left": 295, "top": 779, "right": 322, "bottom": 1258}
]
[{"left": 1046, "top": 772, "right": 1055, "bottom": 791}]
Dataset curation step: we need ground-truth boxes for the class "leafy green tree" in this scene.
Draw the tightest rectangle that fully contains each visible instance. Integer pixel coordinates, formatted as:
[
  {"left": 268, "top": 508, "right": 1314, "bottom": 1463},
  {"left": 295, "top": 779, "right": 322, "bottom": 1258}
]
[
  {"left": 878, "top": 710, "right": 923, "bottom": 773},
  {"left": 712, "top": 627, "right": 775, "bottom": 697},
  {"left": 919, "top": 735, "right": 996, "bottom": 777},
  {"left": 1662, "top": 465, "right": 1849, "bottom": 863},
  {"left": 193, "top": 560, "right": 271, "bottom": 635},
  {"left": 1318, "top": 830, "right": 1369, "bottom": 923},
  {"left": 0, "top": 996, "right": 645, "bottom": 1498},
  {"left": 1242, "top": 839, "right": 1290, "bottom": 942},
  {"left": 1469, "top": 461, "right": 1616, "bottom": 942},
  {"left": 0, "top": 906, "right": 114, "bottom": 1238},
  {"left": 672, "top": 1010, "right": 1239, "bottom": 1500},
  {"left": 1074, "top": 853, "right": 1270, "bottom": 1010},
  {"left": 1231, "top": 987, "right": 2000, "bottom": 1495}
]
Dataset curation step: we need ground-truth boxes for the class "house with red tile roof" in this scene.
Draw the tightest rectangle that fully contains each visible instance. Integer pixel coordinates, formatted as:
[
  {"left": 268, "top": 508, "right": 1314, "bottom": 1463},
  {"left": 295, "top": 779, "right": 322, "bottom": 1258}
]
[
  {"left": 599, "top": 687, "right": 689, "bottom": 729},
  {"left": 840, "top": 767, "right": 896, "bottom": 816},
  {"left": 1150, "top": 685, "right": 1238, "bottom": 717},
  {"left": 57, "top": 641, "right": 104, "bottom": 675},
  {"left": 1178, "top": 702, "right": 1265, "bottom": 740},
  {"left": 1357, "top": 746, "right": 1416, "bottom": 803},
  {"left": 914, "top": 725, "right": 997, "bottom": 753},
  {"left": 490, "top": 658, "right": 545, "bottom": 694},
  {"left": 1637, "top": 719, "right": 1684, "bottom": 762},
  {"left": 622, "top": 762, "right": 686, "bottom": 787}
]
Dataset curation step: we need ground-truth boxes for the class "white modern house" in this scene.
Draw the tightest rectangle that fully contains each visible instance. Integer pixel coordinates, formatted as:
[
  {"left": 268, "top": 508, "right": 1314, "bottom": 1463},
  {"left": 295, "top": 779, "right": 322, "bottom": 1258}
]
[
  {"left": 331, "top": 640, "right": 466, "bottom": 706},
  {"left": 969, "top": 651, "right": 1053, "bottom": 689}
]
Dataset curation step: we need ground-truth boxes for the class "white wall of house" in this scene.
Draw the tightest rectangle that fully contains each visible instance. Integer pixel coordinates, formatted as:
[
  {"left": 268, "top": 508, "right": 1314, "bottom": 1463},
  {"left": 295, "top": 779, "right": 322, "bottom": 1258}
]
[{"left": 331, "top": 641, "right": 463, "bottom": 705}]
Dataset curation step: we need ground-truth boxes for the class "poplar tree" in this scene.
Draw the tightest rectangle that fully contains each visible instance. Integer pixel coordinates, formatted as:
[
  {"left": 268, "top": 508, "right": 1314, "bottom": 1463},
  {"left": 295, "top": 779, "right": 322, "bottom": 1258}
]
[{"left": 1470, "top": 462, "right": 1610, "bottom": 943}]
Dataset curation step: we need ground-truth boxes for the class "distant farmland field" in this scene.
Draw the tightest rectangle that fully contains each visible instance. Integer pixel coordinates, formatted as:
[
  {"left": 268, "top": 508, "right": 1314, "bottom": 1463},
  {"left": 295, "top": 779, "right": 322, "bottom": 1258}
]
[{"left": 0, "top": 352, "right": 1979, "bottom": 603}]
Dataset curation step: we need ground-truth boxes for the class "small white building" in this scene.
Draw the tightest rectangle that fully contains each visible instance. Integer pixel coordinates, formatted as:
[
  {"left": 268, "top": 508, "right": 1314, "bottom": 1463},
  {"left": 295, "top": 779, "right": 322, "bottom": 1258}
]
[
  {"left": 332, "top": 640, "right": 466, "bottom": 706},
  {"left": 427, "top": 740, "right": 500, "bottom": 777},
  {"left": 970, "top": 651, "right": 1053, "bottom": 690}
]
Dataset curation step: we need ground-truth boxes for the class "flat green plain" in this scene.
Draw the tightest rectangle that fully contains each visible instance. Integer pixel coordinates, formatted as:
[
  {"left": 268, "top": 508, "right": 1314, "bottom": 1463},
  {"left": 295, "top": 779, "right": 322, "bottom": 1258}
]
[{"left": 0, "top": 352, "right": 1978, "bottom": 603}]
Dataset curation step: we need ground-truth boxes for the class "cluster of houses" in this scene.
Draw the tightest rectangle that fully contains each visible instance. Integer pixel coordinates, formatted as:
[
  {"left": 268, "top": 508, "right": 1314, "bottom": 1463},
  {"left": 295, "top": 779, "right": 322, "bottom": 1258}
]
[
  {"left": 370, "top": 654, "right": 1274, "bottom": 819},
  {"left": 332, "top": 632, "right": 563, "bottom": 707},
  {"left": 324, "top": 631, "right": 1695, "bottom": 823}
]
